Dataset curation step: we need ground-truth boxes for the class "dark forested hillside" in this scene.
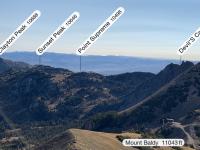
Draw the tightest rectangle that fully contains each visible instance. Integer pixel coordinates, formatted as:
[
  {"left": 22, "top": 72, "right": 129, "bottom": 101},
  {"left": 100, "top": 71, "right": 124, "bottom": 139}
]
[{"left": 0, "top": 58, "right": 199, "bottom": 149}]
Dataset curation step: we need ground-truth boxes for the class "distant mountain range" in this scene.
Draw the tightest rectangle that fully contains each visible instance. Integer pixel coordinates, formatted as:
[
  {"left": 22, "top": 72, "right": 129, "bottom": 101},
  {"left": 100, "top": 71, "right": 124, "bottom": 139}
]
[{"left": 2, "top": 51, "right": 182, "bottom": 75}]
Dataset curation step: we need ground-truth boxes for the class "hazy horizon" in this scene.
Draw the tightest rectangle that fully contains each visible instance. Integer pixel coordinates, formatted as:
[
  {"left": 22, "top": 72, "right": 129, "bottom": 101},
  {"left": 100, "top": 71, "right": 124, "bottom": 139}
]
[
  {"left": 3, "top": 50, "right": 196, "bottom": 62},
  {"left": 1, "top": 51, "right": 184, "bottom": 75}
]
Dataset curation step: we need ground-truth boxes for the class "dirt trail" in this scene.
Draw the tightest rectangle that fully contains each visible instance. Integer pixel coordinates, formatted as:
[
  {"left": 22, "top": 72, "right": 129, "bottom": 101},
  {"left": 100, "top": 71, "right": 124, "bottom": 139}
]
[
  {"left": 172, "top": 122, "right": 194, "bottom": 146},
  {"left": 171, "top": 122, "right": 200, "bottom": 149}
]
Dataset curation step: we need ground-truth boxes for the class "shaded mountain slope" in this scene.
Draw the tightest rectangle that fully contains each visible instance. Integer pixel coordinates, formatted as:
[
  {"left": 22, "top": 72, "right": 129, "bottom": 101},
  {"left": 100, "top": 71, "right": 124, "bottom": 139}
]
[
  {"left": 118, "top": 61, "right": 194, "bottom": 109},
  {"left": 35, "top": 130, "right": 75, "bottom": 150},
  {"left": 87, "top": 62, "right": 200, "bottom": 133},
  {"left": 0, "top": 57, "right": 29, "bottom": 73},
  {"left": 0, "top": 64, "right": 157, "bottom": 125}
]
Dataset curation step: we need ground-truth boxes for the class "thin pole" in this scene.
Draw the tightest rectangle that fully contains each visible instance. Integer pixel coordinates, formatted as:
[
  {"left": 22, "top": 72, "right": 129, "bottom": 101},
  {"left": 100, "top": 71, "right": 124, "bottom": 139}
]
[
  {"left": 80, "top": 55, "right": 82, "bottom": 72},
  {"left": 39, "top": 55, "right": 41, "bottom": 65},
  {"left": 179, "top": 55, "right": 182, "bottom": 65}
]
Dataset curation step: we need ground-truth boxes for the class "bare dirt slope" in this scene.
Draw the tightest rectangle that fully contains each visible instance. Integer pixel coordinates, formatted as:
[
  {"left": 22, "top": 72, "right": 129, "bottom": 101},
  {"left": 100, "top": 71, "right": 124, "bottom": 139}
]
[{"left": 69, "top": 128, "right": 140, "bottom": 150}]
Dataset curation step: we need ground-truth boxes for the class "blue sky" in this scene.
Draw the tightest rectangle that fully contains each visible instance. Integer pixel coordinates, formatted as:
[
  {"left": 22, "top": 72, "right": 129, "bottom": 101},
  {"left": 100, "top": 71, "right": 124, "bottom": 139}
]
[{"left": 0, "top": 0, "right": 200, "bottom": 60}]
